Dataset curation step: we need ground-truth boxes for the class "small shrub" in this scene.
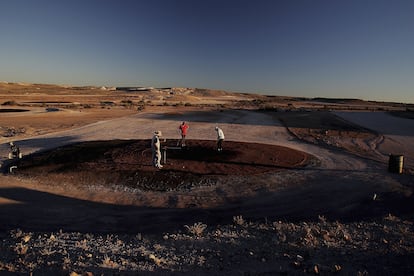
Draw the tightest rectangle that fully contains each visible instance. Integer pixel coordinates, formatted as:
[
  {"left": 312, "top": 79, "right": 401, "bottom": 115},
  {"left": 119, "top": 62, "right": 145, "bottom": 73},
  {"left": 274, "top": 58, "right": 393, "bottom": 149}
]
[
  {"left": 185, "top": 222, "right": 207, "bottom": 237},
  {"left": 101, "top": 255, "right": 119, "bottom": 268},
  {"left": 233, "top": 215, "right": 245, "bottom": 226},
  {"left": 14, "top": 243, "right": 28, "bottom": 255}
]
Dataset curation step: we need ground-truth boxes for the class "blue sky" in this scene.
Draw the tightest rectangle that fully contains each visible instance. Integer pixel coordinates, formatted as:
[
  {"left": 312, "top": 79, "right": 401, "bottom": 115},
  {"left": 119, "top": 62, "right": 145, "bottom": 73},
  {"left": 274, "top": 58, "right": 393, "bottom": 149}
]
[{"left": 1, "top": 0, "right": 413, "bottom": 103}]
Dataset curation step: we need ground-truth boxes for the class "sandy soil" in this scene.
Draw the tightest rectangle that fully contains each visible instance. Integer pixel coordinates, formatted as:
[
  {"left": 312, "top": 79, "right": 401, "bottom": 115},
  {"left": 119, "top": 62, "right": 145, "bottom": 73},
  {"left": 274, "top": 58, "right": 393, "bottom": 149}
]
[
  {"left": 336, "top": 111, "right": 414, "bottom": 169},
  {"left": 1, "top": 85, "right": 414, "bottom": 274}
]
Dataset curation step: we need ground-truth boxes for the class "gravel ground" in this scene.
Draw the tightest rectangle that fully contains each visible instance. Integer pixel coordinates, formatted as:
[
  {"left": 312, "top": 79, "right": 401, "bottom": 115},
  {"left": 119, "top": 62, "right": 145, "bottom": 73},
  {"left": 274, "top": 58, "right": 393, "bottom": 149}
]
[{"left": 1, "top": 214, "right": 413, "bottom": 275}]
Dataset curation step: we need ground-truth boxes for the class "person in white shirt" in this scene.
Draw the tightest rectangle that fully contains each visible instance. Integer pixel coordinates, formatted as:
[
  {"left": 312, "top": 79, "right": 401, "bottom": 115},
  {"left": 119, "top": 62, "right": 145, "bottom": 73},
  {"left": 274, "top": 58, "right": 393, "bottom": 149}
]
[
  {"left": 215, "top": 126, "right": 225, "bottom": 152},
  {"left": 151, "top": 130, "right": 163, "bottom": 168}
]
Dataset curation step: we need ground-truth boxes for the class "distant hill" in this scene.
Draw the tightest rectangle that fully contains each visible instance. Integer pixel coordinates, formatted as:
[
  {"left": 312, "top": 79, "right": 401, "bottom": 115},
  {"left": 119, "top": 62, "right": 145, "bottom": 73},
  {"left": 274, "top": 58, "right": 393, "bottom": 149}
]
[{"left": 1, "top": 81, "right": 412, "bottom": 110}]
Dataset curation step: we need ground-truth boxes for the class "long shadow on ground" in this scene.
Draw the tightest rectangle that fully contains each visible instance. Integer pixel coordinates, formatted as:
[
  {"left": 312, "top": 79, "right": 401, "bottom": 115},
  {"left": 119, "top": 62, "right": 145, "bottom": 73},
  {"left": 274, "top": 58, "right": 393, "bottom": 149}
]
[{"left": 0, "top": 180, "right": 413, "bottom": 234}]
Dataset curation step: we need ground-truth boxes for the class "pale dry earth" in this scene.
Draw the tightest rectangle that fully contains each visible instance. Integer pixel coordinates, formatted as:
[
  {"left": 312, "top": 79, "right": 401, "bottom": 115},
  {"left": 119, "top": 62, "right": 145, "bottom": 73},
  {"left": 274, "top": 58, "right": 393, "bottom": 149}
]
[{"left": 336, "top": 111, "right": 414, "bottom": 169}]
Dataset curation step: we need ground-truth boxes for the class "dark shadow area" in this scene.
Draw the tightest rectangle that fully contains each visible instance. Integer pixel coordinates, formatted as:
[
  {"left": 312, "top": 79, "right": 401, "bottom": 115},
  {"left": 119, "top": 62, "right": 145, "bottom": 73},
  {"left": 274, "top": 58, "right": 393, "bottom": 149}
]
[
  {"left": 169, "top": 144, "right": 239, "bottom": 162},
  {"left": 0, "top": 108, "right": 30, "bottom": 113},
  {"left": 337, "top": 111, "right": 414, "bottom": 136},
  {"left": 0, "top": 179, "right": 413, "bottom": 235},
  {"left": 17, "top": 135, "right": 80, "bottom": 152},
  {"left": 140, "top": 109, "right": 376, "bottom": 135},
  {"left": 389, "top": 110, "right": 414, "bottom": 120},
  {"left": 1, "top": 136, "right": 79, "bottom": 173},
  {"left": 140, "top": 109, "right": 281, "bottom": 126},
  {"left": 0, "top": 186, "right": 210, "bottom": 234},
  {"left": 277, "top": 111, "right": 375, "bottom": 133},
  {"left": 1, "top": 159, "right": 20, "bottom": 174},
  {"left": 232, "top": 175, "right": 414, "bottom": 224}
]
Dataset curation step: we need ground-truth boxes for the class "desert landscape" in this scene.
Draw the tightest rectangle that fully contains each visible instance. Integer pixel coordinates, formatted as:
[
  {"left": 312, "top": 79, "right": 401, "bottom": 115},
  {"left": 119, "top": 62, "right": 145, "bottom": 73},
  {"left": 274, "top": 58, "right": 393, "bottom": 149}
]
[{"left": 1, "top": 82, "right": 414, "bottom": 275}]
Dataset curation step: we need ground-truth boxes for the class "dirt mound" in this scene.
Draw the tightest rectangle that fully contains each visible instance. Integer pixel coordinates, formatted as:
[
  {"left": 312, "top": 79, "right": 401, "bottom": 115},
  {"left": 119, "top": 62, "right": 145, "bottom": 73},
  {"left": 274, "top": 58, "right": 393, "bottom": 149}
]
[{"left": 16, "top": 139, "right": 312, "bottom": 192}]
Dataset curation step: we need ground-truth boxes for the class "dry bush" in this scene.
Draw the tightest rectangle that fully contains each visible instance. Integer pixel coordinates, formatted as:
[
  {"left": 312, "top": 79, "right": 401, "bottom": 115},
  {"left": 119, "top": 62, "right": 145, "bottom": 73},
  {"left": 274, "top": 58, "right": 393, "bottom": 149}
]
[
  {"left": 14, "top": 243, "right": 28, "bottom": 255},
  {"left": 233, "top": 215, "right": 245, "bottom": 226},
  {"left": 101, "top": 254, "right": 119, "bottom": 269},
  {"left": 148, "top": 254, "right": 163, "bottom": 266},
  {"left": 184, "top": 222, "right": 207, "bottom": 237}
]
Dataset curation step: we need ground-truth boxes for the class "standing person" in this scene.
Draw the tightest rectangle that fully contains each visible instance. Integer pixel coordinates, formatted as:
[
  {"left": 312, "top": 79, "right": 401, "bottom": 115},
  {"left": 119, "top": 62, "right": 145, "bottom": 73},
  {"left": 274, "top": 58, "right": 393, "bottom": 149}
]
[
  {"left": 151, "top": 130, "right": 163, "bottom": 169},
  {"left": 215, "top": 126, "right": 225, "bottom": 152},
  {"left": 178, "top": 121, "right": 189, "bottom": 147},
  {"left": 8, "top": 142, "right": 21, "bottom": 159}
]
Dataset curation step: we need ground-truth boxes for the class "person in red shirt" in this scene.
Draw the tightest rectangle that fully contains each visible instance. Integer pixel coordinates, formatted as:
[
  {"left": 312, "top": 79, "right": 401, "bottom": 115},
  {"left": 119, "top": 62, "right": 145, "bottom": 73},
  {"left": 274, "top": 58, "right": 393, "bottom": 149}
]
[{"left": 178, "top": 121, "right": 189, "bottom": 147}]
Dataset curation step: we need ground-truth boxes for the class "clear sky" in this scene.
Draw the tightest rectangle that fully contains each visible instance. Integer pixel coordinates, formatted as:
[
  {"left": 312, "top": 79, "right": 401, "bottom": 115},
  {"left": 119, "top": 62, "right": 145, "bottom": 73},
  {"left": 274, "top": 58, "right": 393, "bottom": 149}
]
[{"left": 1, "top": 0, "right": 413, "bottom": 103}]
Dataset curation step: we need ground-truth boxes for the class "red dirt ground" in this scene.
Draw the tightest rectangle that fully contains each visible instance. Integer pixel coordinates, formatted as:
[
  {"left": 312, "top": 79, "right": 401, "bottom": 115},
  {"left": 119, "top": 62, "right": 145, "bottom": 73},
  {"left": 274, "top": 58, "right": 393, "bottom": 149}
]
[{"left": 14, "top": 139, "right": 312, "bottom": 192}]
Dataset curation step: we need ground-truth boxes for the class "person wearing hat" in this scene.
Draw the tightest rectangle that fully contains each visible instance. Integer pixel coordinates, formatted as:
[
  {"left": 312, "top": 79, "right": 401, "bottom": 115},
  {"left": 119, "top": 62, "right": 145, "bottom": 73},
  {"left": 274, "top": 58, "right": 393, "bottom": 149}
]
[
  {"left": 215, "top": 126, "right": 225, "bottom": 152},
  {"left": 151, "top": 130, "right": 163, "bottom": 168}
]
